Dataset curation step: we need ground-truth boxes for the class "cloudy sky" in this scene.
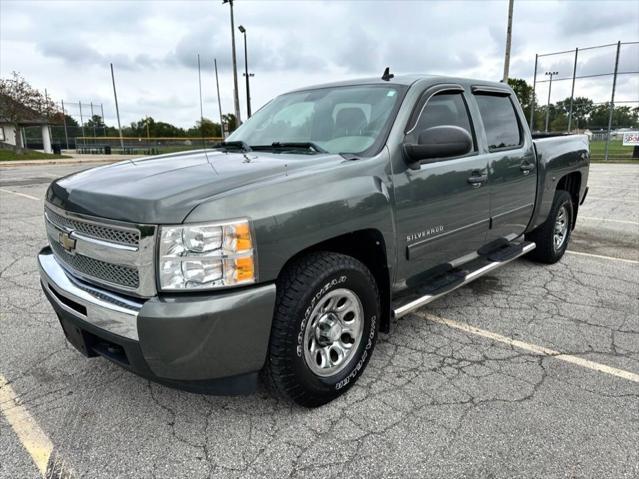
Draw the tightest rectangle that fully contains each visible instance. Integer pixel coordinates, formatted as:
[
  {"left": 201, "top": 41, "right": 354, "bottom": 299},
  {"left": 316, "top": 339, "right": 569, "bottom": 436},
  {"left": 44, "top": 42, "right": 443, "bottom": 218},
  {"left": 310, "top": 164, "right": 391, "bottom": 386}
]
[{"left": 1, "top": 0, "right": 638, "bottom": 128}]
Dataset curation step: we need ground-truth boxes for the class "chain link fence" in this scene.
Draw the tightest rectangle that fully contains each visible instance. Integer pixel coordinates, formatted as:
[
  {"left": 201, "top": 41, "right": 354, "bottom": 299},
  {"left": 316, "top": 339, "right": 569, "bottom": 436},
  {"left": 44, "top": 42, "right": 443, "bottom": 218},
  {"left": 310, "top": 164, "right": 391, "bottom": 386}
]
[
  {"left": 529, "top": 41, "right": 639, "bottom": 161},
  {"left": 22, "top": 101, "right": 108, "bottom": 150},
  {"left": 75, "top": 136, "right": 223, "bottom": 155},
  {"left": 22, "top": 99, "right": 223, "bottom": 155}
]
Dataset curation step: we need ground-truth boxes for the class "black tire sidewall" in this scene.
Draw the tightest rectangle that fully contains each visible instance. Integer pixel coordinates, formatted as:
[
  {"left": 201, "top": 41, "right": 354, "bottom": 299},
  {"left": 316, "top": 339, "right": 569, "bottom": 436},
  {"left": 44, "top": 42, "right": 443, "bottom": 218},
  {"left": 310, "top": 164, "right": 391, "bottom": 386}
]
[
  {"left": 290, "top": 264, "right": 379, "bottom": 398},
  {"left": 549, "top": 192, "right": 573, "bottom": 261},
  {"left": 526, "top": 189, "right": 574, "bottom": 264}
]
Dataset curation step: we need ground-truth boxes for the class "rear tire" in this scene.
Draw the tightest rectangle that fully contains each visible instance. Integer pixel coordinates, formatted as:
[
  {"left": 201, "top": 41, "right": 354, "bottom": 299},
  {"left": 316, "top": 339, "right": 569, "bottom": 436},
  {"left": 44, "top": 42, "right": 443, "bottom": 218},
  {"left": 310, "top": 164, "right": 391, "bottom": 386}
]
[
  {"left": 264, "top": 252, "right": 380, "bottom": 407},
  {"left": 526, "top": 190, "right": 573, "bottom": 264}
]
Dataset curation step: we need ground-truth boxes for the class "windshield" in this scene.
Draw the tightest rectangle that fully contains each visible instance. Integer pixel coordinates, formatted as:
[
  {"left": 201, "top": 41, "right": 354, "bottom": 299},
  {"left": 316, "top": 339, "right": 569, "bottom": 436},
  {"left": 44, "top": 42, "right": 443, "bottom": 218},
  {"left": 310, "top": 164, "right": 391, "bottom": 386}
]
[{"left": 227, "top": 85, "right": 405, "bottom": 156}]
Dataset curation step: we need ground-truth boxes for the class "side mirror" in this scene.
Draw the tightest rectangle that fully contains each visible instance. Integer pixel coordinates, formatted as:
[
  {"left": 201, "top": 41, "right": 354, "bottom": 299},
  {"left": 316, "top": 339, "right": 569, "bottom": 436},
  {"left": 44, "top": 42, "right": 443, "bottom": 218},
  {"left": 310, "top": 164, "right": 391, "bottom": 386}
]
[{"left": 403, "top": 125, "right": 473, "bottom": 167}]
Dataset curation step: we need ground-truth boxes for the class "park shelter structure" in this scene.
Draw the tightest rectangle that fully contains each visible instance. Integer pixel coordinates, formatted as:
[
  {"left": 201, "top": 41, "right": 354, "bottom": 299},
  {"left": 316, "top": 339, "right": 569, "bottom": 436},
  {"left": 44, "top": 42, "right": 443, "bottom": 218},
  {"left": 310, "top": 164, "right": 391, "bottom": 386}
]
[{"left": 0, "top": 93, "right": 53, "bottom": 153}]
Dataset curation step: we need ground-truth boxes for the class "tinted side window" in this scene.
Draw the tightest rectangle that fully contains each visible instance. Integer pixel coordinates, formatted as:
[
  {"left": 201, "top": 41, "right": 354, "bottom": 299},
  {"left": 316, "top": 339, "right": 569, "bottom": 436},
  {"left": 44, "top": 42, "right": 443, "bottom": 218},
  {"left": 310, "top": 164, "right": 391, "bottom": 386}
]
[
  {"left": 475, "top": 94, "right": 522, "bottom": 150},
  {"left": 414, "top": 93, "right": 474, "bottom": 148}
]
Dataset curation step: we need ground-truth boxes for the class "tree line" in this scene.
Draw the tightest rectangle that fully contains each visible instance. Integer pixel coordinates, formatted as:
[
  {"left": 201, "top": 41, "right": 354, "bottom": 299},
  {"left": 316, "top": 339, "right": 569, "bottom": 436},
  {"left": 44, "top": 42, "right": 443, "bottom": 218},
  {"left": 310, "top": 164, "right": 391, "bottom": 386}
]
[
  {"left": 507, "top": 78, "right": 639, "bottom": 132},
  {"left": 64, "top": 77, "right": 639, "bottom": 138},
  {"left": 1, "top": 72, "right": 236, "bottom": 151},
  {"left": 49, "top": 113, "right": 236, "bottom": 139},
  {"left": 3, "top": 72, "right": 638, "bottom": 153}
]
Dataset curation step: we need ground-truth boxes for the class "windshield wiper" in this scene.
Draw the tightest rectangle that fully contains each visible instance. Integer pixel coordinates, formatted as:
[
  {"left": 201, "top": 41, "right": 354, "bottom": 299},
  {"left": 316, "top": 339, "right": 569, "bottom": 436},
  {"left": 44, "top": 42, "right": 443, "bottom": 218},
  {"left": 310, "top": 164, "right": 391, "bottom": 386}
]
[
  {"left": 252, "top": 142, "right": 328, "bottom": 154},
  {"left": 213, "top": 141, "right": 252, "bottom": 152}
]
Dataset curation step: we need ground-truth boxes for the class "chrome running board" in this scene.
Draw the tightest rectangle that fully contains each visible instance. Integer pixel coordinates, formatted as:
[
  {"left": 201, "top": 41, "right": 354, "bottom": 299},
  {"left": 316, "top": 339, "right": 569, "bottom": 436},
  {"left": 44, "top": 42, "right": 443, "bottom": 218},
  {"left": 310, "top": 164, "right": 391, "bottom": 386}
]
[{"left": 392, "top": 241, "right": 536, "bottom": 319}]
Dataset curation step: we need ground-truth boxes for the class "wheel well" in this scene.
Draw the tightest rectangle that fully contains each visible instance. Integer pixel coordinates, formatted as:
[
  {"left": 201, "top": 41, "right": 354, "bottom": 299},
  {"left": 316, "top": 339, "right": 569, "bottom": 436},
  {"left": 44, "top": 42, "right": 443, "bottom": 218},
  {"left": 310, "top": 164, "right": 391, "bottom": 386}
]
[
  {"left": 278, "top": 229, "right": 392, "bottom": 333},
  {"left": 557, "top": 172, "right": 581, "bottom": 229}
]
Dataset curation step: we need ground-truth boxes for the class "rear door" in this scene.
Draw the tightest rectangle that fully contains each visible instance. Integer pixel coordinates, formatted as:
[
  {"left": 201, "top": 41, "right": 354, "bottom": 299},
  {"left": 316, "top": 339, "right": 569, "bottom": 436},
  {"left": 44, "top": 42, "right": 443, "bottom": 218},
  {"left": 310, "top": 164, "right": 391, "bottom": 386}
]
[
  {"left": 393, "top": 87, "right": 490, "bottom": 286},
  {"left": 472, "top": 90, "right": 537, "bottom": 241}
]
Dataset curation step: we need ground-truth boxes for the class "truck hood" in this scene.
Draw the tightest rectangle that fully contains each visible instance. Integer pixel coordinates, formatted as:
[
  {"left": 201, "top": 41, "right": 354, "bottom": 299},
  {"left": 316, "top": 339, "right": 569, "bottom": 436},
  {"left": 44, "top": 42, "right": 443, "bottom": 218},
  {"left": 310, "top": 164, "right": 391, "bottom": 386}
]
[{"left": 46, "top": 150, "right": 342, "bottom": 223}]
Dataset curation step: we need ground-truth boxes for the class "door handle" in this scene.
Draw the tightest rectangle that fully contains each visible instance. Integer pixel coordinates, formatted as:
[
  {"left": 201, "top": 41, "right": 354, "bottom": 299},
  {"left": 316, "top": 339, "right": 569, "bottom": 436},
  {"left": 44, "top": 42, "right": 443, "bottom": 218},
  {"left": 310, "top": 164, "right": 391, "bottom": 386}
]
[
  {"left": 467, "top": 174, "right": 487, "bottom": 187},
  {"left": 520, "top": 162, "right": 535, "bottom": 174}
]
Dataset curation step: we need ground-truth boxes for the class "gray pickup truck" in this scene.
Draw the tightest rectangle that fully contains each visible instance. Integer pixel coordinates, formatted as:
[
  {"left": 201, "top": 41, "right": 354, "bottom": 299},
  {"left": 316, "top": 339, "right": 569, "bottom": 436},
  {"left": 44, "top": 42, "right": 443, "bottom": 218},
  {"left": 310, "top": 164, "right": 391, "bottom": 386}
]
[{"left": 39, "top": 73, "right": 589, "bottom": 407}]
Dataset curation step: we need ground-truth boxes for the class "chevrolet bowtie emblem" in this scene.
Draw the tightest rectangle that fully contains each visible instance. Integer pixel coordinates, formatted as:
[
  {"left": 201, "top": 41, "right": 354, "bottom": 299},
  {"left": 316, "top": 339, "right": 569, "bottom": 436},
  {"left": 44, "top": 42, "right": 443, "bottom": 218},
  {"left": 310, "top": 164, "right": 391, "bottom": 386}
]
[{"left": 58, "top": 231, "right": 76, "bottom": 253}]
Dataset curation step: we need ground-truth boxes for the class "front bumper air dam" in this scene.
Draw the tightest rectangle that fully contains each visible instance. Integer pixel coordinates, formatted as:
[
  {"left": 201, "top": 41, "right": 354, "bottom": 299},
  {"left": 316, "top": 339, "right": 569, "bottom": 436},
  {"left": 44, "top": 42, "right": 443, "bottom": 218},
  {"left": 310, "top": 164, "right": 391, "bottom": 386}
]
[{"left": 38, "top": 247, "right": 276, "bottom": 394}]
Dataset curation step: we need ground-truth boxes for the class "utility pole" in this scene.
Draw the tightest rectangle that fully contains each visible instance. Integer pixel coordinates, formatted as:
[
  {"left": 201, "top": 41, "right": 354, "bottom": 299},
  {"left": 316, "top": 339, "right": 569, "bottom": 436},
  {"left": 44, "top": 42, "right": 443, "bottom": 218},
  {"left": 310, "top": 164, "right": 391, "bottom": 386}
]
[
  {"left": 214, "top": 58, "right": 225, "bottom": 138},
  {"left": 223, "top": 0, "right": 242, "bottom": 126},
  {"left": 502, "top": 0, "right": 514, "bottom": 82},
  {"left": 238, "top": 25, "right": 253, "bottom": 118},
  {"left": 110, "top": 63, "right": 124, "bottom": 150},
  {"left": 544, "top": 71, "right": 558, "bottom": 133}
]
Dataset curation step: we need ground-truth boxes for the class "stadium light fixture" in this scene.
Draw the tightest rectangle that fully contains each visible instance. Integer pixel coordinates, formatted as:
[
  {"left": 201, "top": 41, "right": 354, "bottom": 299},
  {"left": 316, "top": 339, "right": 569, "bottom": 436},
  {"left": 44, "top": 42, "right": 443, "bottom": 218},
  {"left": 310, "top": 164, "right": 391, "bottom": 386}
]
[
  {"left": 222, "top": 0, "right": 242, "bottom": 126},
  {"left": 238, "top": 25, "right": 252, "bottom": 117}
]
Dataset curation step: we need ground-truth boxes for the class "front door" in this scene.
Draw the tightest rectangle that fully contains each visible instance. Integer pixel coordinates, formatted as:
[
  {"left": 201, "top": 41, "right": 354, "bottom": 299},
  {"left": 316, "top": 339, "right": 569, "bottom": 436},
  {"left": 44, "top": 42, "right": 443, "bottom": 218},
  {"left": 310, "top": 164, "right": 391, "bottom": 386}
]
[
  {"left": 393, "top": 89, "right": 490, "bottom": 287},
  {"left": 472, "top": 92, "right": 537, "bottom": 241}
]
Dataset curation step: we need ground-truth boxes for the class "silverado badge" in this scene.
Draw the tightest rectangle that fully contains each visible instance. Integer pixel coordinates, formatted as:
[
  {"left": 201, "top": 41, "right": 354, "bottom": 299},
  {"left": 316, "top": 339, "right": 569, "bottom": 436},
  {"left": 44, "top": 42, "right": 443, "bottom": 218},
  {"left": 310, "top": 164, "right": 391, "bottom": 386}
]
[{"left": 406, "top": 225, "right": 444, "bottom": 243}]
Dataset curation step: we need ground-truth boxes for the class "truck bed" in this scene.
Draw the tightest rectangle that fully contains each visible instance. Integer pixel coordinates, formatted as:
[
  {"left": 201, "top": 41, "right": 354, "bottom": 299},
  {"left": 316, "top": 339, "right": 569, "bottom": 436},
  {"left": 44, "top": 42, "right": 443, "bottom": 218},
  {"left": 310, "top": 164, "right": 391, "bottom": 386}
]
[
  {"left": 530, "top": 133, "right": 590, "bottom": 231},
  {"left": 533, "top": 134, "right": 589, "bottom": 164}
]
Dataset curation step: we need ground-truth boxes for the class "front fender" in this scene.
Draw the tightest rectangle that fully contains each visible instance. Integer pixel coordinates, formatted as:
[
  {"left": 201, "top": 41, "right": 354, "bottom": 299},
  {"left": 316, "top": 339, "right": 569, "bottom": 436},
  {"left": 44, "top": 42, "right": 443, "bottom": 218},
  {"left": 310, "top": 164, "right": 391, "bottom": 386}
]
[{"left": 185, "top": 157, "right": 395, "bottom": 283}]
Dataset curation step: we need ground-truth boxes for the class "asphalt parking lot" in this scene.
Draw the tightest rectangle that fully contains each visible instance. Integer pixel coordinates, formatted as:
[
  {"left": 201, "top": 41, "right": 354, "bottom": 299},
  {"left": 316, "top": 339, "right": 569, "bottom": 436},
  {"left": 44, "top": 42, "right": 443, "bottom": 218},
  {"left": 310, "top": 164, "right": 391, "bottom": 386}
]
[{"left": 1, "top": 161, "right": 637, "bottom": 478}]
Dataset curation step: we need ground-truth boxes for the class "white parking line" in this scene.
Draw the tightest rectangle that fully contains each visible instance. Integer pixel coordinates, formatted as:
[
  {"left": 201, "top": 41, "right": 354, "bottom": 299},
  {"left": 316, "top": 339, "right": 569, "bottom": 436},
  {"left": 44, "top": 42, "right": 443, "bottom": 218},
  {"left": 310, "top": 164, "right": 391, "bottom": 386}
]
[
  {"left": 566, "top": 250, "right": 639, "bottom": 264},
  {"left": 0, "top": 375, "right": 54, "bottom": 476},
  {"left": 0, "top": 188, "right": 41, "bottom": 202},
  {"left": 579, "top": 216, "right": 639, "bottom": 225},
  {"left": 420, "top": 314, "right": 639, "bottom": 383}
]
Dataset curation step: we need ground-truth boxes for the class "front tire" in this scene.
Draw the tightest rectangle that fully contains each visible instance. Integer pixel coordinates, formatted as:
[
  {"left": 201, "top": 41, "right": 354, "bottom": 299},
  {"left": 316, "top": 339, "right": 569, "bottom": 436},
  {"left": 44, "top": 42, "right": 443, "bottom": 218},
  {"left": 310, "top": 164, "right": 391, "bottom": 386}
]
[
  {"left": 526, "top": 190, "right": 573, "bottom": 264},
  {"left": 264, "top": 252, "right": 380, "bottom": 407}
]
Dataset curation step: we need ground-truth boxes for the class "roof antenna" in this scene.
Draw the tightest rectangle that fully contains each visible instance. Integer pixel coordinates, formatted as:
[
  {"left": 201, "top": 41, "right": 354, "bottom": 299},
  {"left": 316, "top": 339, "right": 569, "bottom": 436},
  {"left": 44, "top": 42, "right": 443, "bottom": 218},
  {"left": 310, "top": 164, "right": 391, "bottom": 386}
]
[{"left": 381, "top": 67, "right": 394, "bottom": 81}]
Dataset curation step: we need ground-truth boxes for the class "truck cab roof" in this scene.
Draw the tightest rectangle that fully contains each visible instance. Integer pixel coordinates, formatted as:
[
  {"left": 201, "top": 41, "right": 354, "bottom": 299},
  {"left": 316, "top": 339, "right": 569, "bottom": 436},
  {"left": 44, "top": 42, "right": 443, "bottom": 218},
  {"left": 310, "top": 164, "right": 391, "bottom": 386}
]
[{"left": 288, "top": 74, "right": 512, "bottom": 94}]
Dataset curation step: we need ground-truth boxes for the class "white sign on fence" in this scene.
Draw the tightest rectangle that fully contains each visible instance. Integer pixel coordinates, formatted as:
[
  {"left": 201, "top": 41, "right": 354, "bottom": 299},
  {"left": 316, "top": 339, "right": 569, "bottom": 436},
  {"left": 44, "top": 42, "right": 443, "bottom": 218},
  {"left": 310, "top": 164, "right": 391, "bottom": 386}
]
[{"left": 622, "top": 131, "right": 639, "bottom": 146}]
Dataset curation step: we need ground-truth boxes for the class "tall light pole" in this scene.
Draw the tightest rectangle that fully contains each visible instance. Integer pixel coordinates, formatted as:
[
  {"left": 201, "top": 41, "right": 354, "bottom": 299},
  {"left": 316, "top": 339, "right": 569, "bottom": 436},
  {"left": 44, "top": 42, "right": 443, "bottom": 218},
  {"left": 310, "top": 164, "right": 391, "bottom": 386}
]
[
  {"left": 238, "top": 25, "right": 253, "bottom": 118},
  {"left": 544, "top": 71, "right": 558, "bottom": 133},
  {"left": 110, "top": 63, "right": 124, "bottom": 149},
  {"left": 214, "top": 58, "right": 225, "bottom": 138},
  {"left": 222, "top": 0, "right": 241, "bottom": 127},
  {"left": 502, "top": 0, "right": 514, "bottom": 82}
]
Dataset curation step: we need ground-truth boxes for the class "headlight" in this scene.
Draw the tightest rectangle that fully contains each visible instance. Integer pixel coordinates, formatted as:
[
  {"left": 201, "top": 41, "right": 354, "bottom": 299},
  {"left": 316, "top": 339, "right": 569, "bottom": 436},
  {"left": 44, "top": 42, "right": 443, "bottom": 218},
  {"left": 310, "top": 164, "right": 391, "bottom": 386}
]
[{"left": 158, "top": 219, "right": 255, "bottom": 290}]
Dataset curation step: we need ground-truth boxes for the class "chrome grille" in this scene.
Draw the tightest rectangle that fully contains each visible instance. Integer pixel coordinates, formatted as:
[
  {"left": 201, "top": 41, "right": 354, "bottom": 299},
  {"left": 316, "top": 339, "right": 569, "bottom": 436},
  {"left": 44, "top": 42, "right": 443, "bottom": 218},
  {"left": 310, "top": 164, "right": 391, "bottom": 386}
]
[
  {"left": 49, "top": 236, "right": 140, "bottom": 288},
  {"left": 44, "top": 203, "right": 156, "bottom": 296},
  {"left": 45, "top": 206, "right": 139, "bottom": 246}
]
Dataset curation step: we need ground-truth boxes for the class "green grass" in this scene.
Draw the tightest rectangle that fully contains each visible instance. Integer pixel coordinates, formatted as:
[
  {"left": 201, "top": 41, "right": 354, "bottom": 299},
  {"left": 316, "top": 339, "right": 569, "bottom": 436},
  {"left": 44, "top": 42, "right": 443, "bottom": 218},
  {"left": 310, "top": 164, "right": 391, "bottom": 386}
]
[
  {"left": 589, "top": 140, "right": 638, "bottom": 161},
  {"left": 0, "top": 149, "right": 71, "bottom": 161}
]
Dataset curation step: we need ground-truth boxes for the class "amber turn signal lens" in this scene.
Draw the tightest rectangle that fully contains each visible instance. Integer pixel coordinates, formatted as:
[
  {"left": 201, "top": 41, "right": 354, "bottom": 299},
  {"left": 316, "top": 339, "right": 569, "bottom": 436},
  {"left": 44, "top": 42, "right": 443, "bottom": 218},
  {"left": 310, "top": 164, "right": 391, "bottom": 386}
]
[
  {"left": 234, "top": 222, "right": 252, "bottom": 251},
  {"left": 234, "top": 256, "right": 254, "bottom": 281}
]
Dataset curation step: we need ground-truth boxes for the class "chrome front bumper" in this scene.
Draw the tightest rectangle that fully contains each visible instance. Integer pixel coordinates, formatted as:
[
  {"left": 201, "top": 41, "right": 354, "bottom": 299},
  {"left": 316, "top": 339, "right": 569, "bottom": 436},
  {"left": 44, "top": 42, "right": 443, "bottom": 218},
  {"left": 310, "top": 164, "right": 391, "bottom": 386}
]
[
  {"left": 39, "top": 246, "right": 277, "bottom": 391},
  {"left": 38, "top": 249, "right": 143, "bottom": 340}
]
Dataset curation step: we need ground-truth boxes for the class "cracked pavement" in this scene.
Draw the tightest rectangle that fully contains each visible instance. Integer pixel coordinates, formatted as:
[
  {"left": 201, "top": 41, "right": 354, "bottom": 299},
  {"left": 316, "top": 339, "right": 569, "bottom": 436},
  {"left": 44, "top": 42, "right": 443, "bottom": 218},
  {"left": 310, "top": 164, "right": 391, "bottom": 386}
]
[{"left": 0, "top": 162, "right": 638, "bottom": 478}]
